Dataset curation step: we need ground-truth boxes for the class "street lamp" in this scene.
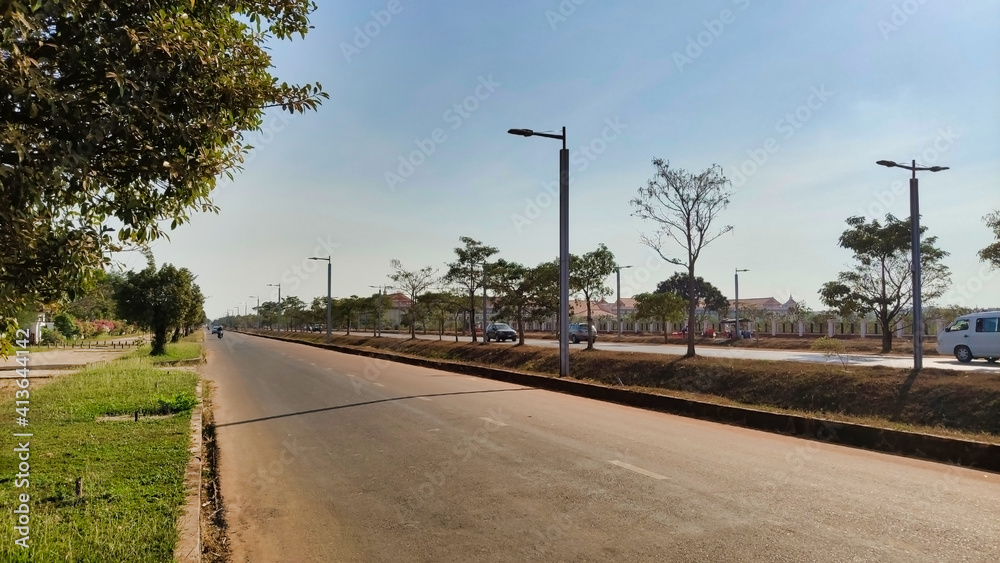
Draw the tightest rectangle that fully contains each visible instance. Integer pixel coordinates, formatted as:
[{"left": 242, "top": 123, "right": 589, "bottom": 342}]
[
  {"left": 734, "top": 268, "right": 749, "bottom": 340},
  {"left": 875, "top": 159, "right": 949, "bottom": 371},
  {"left": 613, "top": 265, "right": 633, "bottom": 341},
  {"left": 508, "top": 126, "right": 569, "bottom": 377},
  {"left": 368, "top": 285, "right": 387, "bottom": 337},
  {"left": 267, "top": 283, "right": 281, "bottom": 331},
  {"left": 309, "top": 256, "right": 332, "bottom": 344},
  {"left": 249, "top": 296, "right": 260, "bottom": 329}
]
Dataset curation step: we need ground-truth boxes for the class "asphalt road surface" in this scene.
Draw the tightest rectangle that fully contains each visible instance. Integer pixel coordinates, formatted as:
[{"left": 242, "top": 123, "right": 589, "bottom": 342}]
[
  {"left": 205, "top": 331, "right": 1000, "bottom": 562},
  {"left": 372, "top": 331, "right": 1000, "bottom": 373}
]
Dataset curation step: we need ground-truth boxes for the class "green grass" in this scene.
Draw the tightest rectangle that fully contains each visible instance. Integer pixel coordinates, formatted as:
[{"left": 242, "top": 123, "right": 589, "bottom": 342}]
[
  {"left": 126, "top": 333, "right": 203, "bottom": 364},
  {"left": 0, "top": 357, "right": 198, "bottom": 562}
]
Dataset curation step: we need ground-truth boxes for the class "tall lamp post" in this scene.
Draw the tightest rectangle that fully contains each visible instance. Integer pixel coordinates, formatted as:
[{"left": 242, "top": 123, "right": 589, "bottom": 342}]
[
  {"left": 614, "top": 265, "right": 633, "bottom": 341},
  {"left": 249, "top": 295, "right": 260, "bottom": 329},
  {"left": 734, "top": 268, "right": 749, "bottom": 340},
  {"left": 267, "top": 283, "right": 282, "bottom": 331},
  {"left": 875, "top": 159, "right": 949, "bottom": 371},
  {"left": 309, "top": 256, "right": 332, "bottom": 344},
  {"left": 508, "top": 126, "right": 569, "bottom": 377}
]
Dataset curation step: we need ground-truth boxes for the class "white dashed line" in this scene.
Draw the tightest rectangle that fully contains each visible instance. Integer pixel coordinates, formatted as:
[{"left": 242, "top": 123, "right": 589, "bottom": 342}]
[
  {"left": 609, "top": 460, "right": 668, "bottom": 480},
  {"left": 373, "top": 383, "right": 385, "bottom": 387},
  {"left": 480, "top": 417, "right": 507, "bottom": 427},
  {"left": 417, "top": 397, "right": 432, "bottom": 401}
]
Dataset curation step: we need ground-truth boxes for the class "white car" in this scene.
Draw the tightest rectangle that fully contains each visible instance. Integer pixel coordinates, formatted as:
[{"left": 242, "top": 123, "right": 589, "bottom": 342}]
[{"left": 936, "top": 312, "right": 1000, "bottom": 363}]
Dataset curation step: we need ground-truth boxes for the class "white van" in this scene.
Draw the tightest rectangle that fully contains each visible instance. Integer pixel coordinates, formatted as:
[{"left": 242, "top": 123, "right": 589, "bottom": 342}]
[{"left": 936, "top": 312, "right": 1000, "bottom": 363}]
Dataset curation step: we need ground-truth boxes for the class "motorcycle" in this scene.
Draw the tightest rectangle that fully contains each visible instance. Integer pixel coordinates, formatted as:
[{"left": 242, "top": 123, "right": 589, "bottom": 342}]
[{"left": 217, "top": 330, "right": 223, "bottom": 339}]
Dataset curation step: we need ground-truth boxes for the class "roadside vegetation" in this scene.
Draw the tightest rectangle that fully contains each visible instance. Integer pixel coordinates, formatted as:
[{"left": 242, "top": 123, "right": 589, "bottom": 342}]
[
  {"left": 0, "top": 357, "right": 198, "bottom": 562},
  {"left": 126, "top": 332, "right": 204, "bottom": 364},
  {"left": 254, "top": 331, "right": 1000, "bottom": 442}
]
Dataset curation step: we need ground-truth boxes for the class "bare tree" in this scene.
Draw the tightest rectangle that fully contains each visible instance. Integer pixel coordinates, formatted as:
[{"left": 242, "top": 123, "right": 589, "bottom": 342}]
[
  {"left": 388, "top": 259, "right": 439, "bottom": 339},
  {"left": 631, "top": 159, "right": 733, "bottom": 357}
]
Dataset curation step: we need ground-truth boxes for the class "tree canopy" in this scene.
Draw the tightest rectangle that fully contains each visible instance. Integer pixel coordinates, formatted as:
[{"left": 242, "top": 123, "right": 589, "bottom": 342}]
[
  {"left": 115, "top": 263, "right": 204, "bottom": 355},
  {"left": 443, "top": 237, "right": 499, "bottom": 341},
  {"left": 490, "top": 259, "right": 559, "bottom": 345},
  {"left": 633, "top": 291, "right": 685, "bottom": 343},
  {"left": 569, "top": 244, "right": 616, "bottom": 349},
  {"left": 980, "top": 210, "right": 1000, "bottom": 269},
  {"left": 819, "top": 214, "right": 950, "bottom": 353},
  {"left": 655, "top": 273, "right": 728, "bottom": 314},
  {"left": 0, "top": 0, "right": 327, "bottom": 341}
]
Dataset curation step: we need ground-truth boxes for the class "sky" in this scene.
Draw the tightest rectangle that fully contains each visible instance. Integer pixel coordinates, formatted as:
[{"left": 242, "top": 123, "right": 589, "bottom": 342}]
[{"left": 115, "top": 0, "right": 1000, "bottom": 319}]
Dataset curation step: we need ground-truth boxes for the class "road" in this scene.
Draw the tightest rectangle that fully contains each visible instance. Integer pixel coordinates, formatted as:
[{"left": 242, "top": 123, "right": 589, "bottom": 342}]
[
  {"left": 367, "top": 331, "right": 1000, "bottom": 373},
  {"left": 205, "top": 331, "right": 1000, "bottom": 562}
]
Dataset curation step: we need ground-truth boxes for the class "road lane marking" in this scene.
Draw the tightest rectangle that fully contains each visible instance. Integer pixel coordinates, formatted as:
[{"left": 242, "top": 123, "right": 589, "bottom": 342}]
[
  {"left": 373, "top": 382, "right": 385, "bottom": 387},
  {"left": 417, "top": 397, "right": 432, "bottom": 401},
  {"left": 609, "top": 460, "right": 668, "bottom": 480},
  {"left": 480, "top": 417, "right": 507, "bottom": 427}
]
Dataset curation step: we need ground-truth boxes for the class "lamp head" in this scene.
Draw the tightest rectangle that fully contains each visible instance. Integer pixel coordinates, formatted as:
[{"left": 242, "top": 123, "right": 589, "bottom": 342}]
[
  {"left": 508, "top": 128, "right": 534, "bottom": 137},
  {"left": 928, "top": 166, "right": 949, "bottom": 172},
  {"left": 876, "top": 160, "right": 897, "bottom": 168}
]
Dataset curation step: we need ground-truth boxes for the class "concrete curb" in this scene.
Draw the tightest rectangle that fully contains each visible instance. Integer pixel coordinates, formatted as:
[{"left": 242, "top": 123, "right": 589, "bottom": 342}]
[
  {"left": 245, "top": 331, "right": 1000, "bottom": 474},
  {"left": 0, "top": 364, "right": 88, "bottom": 371},
  {"left": 174, "top": 381, "right": 203, "bottom": 562}
]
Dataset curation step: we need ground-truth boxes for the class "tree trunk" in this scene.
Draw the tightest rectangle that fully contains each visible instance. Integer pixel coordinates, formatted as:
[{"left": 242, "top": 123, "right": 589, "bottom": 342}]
[
  {"left": 469, "top": 288, "right": 477, "bottom": 342},
  {"left": 662, "top": 315, "right": 669, "bottom": 343},
  {"left": 686, "top": 265, "right": 697, "bottom": 357},
  {"left": 170, "top": 327, "right": 181, "bottom": 343},
  {"left": 151, "top": 325, "right": 168, "bottom": 356},
  {"left": 585, "top": 299, "right": 595, "bottom": 350}
]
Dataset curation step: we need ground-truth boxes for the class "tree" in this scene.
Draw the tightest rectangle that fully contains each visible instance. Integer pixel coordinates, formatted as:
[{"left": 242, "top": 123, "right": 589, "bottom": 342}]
[
  {"left": 631, "top": 160, "right": 733, "bottom": 357},
  {"left": 569, "top": 244, "right": 617, "bottom": 350},
  {"left": 281, "top": 296, "right": 307, "bottom": 330},
  {"left": 115, "top": 263, "right": 197, "bottom": 355},
  {"left": 333, "top": 296, "right": 363, "bottom": 334},
  {"left": 444, "top": 237, "right": 499, "bottom": 341},
  {"left": 820, "top": 215, "right": 950, "bottom": 353},
  {"left": 0, "top": 1, "right": 328, "bottom": 352},
  {"left": 654, "top": 273, "right": 728, "bottom": 323},
  {"left": 389, "top": 260, "right": 439, "bottom": 339},
  {"left": 490, "top": 260, "right": 559, "bottom": 345},
  {"left": 64, "top": 271, "right": 122, "bottom": 321},
  {"left": 980, "top": 210, "right": 1000, "bottom": 269},
  {"left": 420, "top": 291, "right": 464, "bottom": 340},
  {"left": 53, "top": 312, "right": 79, "bottom": 339},
  {"left": 633, "top": 292, "right": 686, "bottom": 343}
]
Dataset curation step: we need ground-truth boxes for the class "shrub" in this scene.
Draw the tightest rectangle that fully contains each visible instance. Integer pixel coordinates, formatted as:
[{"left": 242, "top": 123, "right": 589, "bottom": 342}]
[
  {"left": 40, "top": 327, "right": 65, "bottom": 345},
  {"left": 53, "top": 312, "right": 79, "bottom": 338},
  {"left": 156, "top": 392, "right": 198, "bottom": 414}
]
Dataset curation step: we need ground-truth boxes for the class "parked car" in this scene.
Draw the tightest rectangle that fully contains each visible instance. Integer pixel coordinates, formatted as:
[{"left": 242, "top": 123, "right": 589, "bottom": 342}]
[
  {"left": 485, "top": 322, "right": 517, "bottom": 342},
  {"left": 566, "top": 322, "right": 597, "bottom": 344},
  {"left": 936, "top": 312, "right": 1000, "bottom": 363}
]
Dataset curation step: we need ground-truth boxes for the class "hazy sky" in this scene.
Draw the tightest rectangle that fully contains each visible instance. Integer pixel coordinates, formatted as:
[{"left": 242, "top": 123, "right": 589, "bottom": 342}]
[{"left": 118, "top": 0, "right": 1000, "bottom": 318}]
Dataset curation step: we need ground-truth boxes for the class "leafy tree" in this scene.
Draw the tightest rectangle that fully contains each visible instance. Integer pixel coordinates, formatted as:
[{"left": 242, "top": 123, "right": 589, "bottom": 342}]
[
  {"left": 633, "top": 292, "right": 686, "bottom": 343},
  {"left": 820, "top": 215, "right": 950, "bottom": 353},
  {"left": 281, "top": 296, "right": 307, "bottom": 329},
  {"left": 490, "top": 260, "right": 559, "bottom": 345},
  {"left": 333, "top": 296, "right": 363, "bottom": 334},
  {"left": 655, "top": 273, "right": 728, "bottom": 321},
  {"left": 0, "top": 0, "right": 327, "bottom": 352},
  {"left": 53, "top": 312, "right": 79, "bottom": 339},
  {"left": 389, "top": 260, "right": 439, "bottom": 339},
  {"left": 420, "top": 291, "right": 464, "bottom": 340},
  {"left": 631, "top": 160, "right": 733, "bottom": 357},
  {"left": 980, "top": 210, "right": 1000, "bottom": 269},
  {"left": 444, "top": 237, "right": 499, "bottom": 341},
  {"left": 569, "top": 244, "right": 617, "bottom": 350},
  {"left": 115, "top": 263, "right": 195, "bottom": 355},
  {"left": 257, "top": 301, "right": 281, "bottom": 329},
  {"left": 64, "top": 271, "right": 122, "bottom": 321}
]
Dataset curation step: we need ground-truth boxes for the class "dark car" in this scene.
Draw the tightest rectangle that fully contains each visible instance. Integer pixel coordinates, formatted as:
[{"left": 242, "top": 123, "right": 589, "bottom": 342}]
[{"left": 485, "top": 322, "right": 517, "bottom": 342}]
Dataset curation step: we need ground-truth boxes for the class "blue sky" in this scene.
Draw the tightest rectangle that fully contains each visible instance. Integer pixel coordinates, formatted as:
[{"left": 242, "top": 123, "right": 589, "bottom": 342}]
[{"left": 126, "top": 0, "right": 1000, "bottom": 317}]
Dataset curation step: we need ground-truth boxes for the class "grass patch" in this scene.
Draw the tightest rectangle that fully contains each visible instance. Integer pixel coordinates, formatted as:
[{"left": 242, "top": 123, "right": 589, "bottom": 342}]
[
  {"left": 126, "top": 333, "right": 203, "bottom": 364},
  {"left": 256, "top": 331, "right": 1000, "bottom": 442},
  {"left": 0, "top": 356, "right": 198, "bottom": 562}
]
